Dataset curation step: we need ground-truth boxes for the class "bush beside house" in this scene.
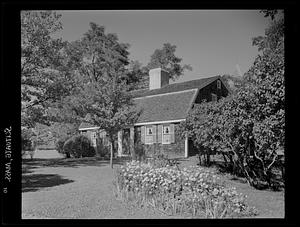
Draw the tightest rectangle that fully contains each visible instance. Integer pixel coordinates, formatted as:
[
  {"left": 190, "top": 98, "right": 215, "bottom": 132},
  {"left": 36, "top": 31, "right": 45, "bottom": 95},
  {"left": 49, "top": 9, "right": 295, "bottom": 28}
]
[
  {"left": 55, "top": 137, "right": 71, "bottom": 158},
  {"left": 62, "top": 135, "right": 95, "bottom": 158}
]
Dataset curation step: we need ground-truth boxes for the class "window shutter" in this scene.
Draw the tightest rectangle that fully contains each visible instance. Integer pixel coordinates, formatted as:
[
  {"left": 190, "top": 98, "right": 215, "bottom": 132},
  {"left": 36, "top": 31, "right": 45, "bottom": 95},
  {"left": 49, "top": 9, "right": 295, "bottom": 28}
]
[
  {"left": 157, "top": 125, "right": 162, "bottom": 143},
  {"left": 211, "top": 93, "right": 217, "bottom": 102},
  {"left": 170, "top": 124, "right": 175, "bottom": 143},
  {"left": 152, "top": 125, "right": 157, "bottom": 143},
  {"left": 141, "top": 126, "right": 145, "bottom": 144}
]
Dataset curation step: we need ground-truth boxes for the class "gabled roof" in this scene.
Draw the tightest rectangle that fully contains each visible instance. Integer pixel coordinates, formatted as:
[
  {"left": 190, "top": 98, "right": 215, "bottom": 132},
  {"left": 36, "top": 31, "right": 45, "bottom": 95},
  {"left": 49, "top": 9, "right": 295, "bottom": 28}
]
[
  {"left": 134, "top": 89, "right": 198, "bottom": 124},
  {"left": 79, "top": 114, "right": 99, "bottom": 130},
  {"left": 131, "top": 75, "right": 220, "bottom": 98},
  {"left": 79, "top": 75, "right": 223, "bottom": 128},
  {"left": 78, "top": 122, "right": 97, "bottom": 130}
]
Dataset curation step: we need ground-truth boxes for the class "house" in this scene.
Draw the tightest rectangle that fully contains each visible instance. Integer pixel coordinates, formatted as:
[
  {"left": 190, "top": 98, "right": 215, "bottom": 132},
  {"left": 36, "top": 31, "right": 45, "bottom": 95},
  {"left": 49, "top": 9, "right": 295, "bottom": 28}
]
[{"left": 79, "top": 68, "right": 230, "bottom": 158}]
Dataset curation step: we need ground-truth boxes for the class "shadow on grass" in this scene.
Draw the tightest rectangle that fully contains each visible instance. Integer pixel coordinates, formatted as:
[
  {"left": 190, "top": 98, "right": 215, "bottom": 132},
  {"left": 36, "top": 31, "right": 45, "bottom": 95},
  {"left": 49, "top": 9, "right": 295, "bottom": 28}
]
[
  {"left": 22, "top": 174, "right": 74, "bottom": 192},
  {"left": 22, "top": 157, "right": 129, "bottom": 171}
]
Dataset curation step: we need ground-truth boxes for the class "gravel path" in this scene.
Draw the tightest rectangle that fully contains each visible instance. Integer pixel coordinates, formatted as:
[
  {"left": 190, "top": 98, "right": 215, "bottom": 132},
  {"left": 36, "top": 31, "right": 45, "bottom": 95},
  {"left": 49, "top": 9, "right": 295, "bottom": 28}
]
[{"left": 22, "top": 159, "right": 169, "bottom": 219}]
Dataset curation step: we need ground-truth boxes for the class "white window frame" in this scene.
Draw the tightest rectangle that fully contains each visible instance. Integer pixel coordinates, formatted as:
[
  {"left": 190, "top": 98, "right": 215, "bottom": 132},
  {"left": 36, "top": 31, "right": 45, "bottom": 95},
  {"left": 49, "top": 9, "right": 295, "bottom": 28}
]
[
  {"left": 145, "top": 126, "right": 154, "bottom": 144},
  {"left": 217, "top": 80, "right": 221, "bottom": 89},
  {"left": 162, "top": 125, "right": 171, "bottom": 144}
]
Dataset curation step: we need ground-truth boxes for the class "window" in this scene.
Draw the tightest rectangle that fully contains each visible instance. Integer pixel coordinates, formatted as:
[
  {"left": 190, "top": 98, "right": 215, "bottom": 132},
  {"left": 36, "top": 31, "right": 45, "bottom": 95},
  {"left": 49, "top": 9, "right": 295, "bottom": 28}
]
[
  {"left": 211, "top": 93, "right": 217, "bottom": 102},
  {"left": 145, "top": 126, "right": 154, "bottom": 144},
  {"left": 146, "top": 126, "right": 153, "bottom": 135},
  {"left": 162, "top": 125, "right": 171, "bottom": 144},
  {"left": 163, "top": 125, "right": 170, "bottom": 134},
  {"left": 217, "top": 80, "right": 221, "bottom": 89}
]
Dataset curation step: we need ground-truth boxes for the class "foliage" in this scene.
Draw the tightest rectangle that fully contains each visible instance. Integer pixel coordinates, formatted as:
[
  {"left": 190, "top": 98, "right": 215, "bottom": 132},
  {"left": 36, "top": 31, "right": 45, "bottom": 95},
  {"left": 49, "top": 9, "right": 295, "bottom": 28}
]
[
  {"left": 128, "top": 43, "right": 193, "bottom": 89},
  {"left": 123, "top": 60, "right": 148, "bottom": 91},
  {"left": 133, "top": 141, "right": 146, "bottom": 162},
  {"left": 65, "top": 22, "right": 140, "bottom": 168},
  {"left": 180, "top": 10, "right": 284, "bottom": 190},
  {"left": 113, "top": 161, "right": 258, "bottom": 218},
  {"left": 55, "top": 137, "right": 70, "bottom": 158},
  {"left": 146, "top": 43, "right": 192, "bottom": 81},
  {"left": 95, "top": 137, "right": 110, "bottom": 159},
  {"left": 21, "top": 11, "right": 71, "bottom": 128},
  {"left": 63, "top": 134, "right": 95, "bottom": 158},
  {"left": 21, "top": 128, "right": 36, "bottom": 151},
  {"left": 50, "top": 122, "right": 78, "bottom": 141},
  {"left": 21, "top": 127, "right": 38, "bottom": 159},
  {"left": 146, "top": 149, "right": 178, "bottom": 169},
  {"left": 221, "top": 74, "right": 244, "bottom": 94},
  {"left": 63, "top": 22, "right": 132, "bottom": 84},
  {"left": 260, "top": 10, "right": 279, "bottom": 20},
  {"left": 30, "top": 123, "right": 55, "bottom": 147}
]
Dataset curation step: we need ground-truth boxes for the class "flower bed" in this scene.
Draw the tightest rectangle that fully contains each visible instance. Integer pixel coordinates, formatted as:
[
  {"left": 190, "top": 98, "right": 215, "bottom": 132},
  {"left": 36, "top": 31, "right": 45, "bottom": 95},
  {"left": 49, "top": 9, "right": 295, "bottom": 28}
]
[{"left": 113, "top": 161, "right": 258, "bottom": 218}]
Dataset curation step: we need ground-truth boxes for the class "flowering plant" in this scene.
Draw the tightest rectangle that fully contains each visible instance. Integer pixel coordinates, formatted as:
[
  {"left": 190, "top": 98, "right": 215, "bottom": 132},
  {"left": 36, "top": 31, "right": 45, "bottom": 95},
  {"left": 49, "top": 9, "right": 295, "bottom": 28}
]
[{"left": 113, "top": 161, "right": 258, "bottom": 218}]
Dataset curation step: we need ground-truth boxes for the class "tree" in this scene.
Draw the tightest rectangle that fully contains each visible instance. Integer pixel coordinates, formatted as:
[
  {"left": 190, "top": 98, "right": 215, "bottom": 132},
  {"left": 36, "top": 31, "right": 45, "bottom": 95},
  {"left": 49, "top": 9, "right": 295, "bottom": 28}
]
[
  {"left": 81, "top": 78, "right": 139, "bottom": 168},
  {"left": 124, "top": 60, "right": 148, "bottom": 90},
  {"left": 147, "top": 43, "right": 192, "bottom": 81},
  {"left": 21, "top": 11, "right": 71, "bottom": 128},
  {"left": 244, "top": 10, "right": 285, "bottom": 188},
  {"left": 181, "top": 10, "right": 284, "bottom": 189},
  {"left": 221, "top": 74, "right": 245, "bottom": 94},
  {"left": 67, "top": 23, "right": 140, "bottom": 168},
  {"left": 64, "top": 22, "right": 132, "bottom": 83}
]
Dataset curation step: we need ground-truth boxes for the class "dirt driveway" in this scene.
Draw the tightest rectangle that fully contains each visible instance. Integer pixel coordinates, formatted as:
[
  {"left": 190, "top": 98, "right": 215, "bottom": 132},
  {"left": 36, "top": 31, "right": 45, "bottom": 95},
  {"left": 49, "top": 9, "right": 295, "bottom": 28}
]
[{"left": 22, "top": 158, "right": 168, "bottom": 219}]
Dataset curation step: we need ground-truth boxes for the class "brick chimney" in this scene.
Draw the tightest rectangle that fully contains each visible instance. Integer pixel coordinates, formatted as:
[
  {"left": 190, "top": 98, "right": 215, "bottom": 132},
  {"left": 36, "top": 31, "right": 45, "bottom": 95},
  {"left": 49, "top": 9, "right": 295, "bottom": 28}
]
[{"left": 149, "top": 68, "right": 169, "bottom": 90}]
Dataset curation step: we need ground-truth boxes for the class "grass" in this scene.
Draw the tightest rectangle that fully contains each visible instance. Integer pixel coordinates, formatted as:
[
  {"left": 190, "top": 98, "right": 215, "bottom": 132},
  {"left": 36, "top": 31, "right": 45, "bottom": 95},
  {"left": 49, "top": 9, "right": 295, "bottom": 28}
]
[
  {"left": 22, "top": 157, "right": 168, "bottom": 219},
  {"left": 175, "top": 155, "right": 285, "bottom": 218},
  {"left": 22, "top": 154, "right": 284, "bottom": 218}
]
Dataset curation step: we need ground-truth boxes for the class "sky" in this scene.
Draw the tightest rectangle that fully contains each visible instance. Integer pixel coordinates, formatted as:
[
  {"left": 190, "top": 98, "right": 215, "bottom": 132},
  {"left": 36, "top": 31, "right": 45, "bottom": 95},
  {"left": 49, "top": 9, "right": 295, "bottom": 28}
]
[{"left": 54, "top": 10, "right": 270, "bottom": 83}]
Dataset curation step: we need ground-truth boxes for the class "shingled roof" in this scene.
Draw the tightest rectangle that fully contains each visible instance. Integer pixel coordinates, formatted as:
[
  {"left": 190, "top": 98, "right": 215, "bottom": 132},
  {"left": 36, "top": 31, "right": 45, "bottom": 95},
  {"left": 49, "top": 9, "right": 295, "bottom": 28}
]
[
  {"left": 78, "top": 114, "right": 99, "bottom": 130},
  {"left": 131, "top": 75, "right": 220, "bottom": 98},
  {"left": 79, "top": 75, "right": 221, "bottom": 129},
  {"left": 134, "top": 89, "right": 198, "bottom": 124}
]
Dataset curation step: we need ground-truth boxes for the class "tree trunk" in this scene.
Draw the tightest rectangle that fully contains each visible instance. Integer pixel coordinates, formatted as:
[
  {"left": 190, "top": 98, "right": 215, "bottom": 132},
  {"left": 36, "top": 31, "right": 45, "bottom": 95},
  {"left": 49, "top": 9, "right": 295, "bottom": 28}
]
[
  {"left": 206, "top": 153, "right": 211, "bottom": 166},
  {"left": 222, "top": 153, "right": 228, "bottom": 167},
  {"left": 110, "top": 141, "right": 113, "bottom": 169},
  {"left": 130, "top": 127, "right": 135, "bottom": 160}
]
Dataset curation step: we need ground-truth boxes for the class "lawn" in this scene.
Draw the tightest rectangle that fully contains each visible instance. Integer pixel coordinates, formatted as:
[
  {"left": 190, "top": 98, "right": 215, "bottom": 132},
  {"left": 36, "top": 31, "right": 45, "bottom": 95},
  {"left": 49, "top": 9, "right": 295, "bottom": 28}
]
[
  {"left": 175, "top": 155, "right": 285, "bottom": 218},
  {"left": 22, "top": 157, "right": 168, "bottom": 219},
  {"left": 22, "top": 156, "right": 284, "bottom": 219}
]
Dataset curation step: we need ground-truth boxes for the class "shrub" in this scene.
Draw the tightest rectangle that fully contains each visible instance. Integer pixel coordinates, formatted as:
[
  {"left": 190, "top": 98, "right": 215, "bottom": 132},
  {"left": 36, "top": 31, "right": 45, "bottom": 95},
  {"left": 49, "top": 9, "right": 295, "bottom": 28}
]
[
  {"left": 113, "top": 161, "right": 258, "bottom": 218},
  {"left": 146, "top": 150, "right": 178, "bottom": 169},
  {"left": 55, "top": 137, "right": 72, "bottom": 158},
  {"left": 22, "top": 128, "right": 37, "bottom": 158},
  {"left": 21, "top": 128, "right": 35, "bottom": 151},
  {"left": 134, "top": 141, "right": 146, "bottom": 161},
  {"left": 56, "top": 137, "right": 67, "bottom": 152},
  {"left": 63, "top": 135, "right": 95, "bottom": 158},
  {"left": 95, "top": 138, "right": 110, "bottom": 159}
]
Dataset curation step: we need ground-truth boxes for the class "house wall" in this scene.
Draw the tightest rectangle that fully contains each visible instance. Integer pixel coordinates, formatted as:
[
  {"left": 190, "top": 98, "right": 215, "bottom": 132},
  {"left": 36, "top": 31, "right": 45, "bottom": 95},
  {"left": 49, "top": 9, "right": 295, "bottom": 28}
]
[
  {"left": 135, "top": 123, "right": 185, "bottom": 158},
  {"left": 195, "top": 79, "right": 229, "bottom": 104},
  {"left": 79, "top": 78, "right": 230, "bottom": 158},
  {"left": 80, "top": 129, "right": 98, "bottom": 147}
]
